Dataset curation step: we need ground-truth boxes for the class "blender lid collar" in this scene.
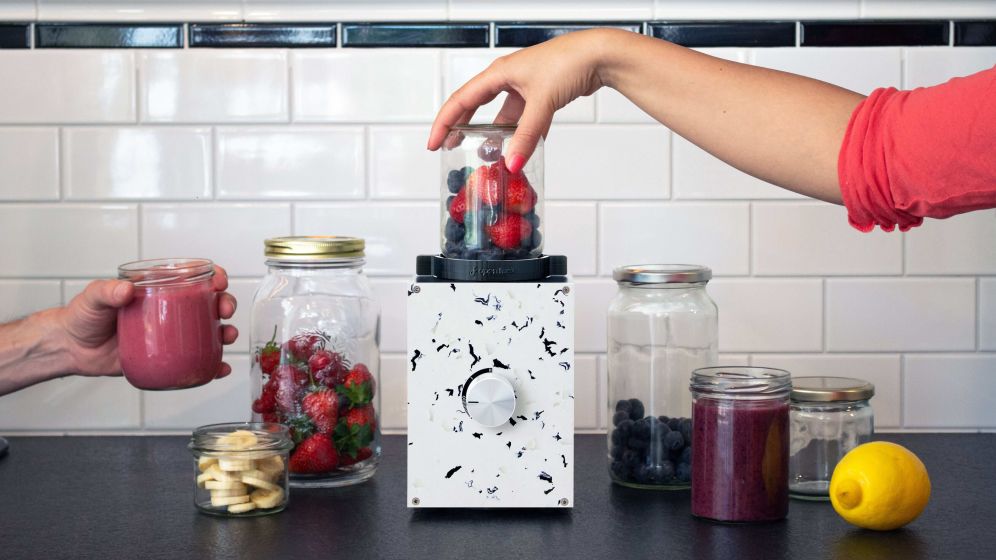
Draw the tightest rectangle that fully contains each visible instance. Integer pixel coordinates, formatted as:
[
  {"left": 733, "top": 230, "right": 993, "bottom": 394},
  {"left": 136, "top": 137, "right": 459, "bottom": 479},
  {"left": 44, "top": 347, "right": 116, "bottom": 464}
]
[{"left": 416, "top": 254, "right": 567, "bottom": 282}]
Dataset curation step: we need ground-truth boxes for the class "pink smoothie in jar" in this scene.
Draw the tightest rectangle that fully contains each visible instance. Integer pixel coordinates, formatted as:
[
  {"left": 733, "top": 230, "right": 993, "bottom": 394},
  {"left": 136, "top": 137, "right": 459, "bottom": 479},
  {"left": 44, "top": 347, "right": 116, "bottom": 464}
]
[{"left": 117, "top": 258, "right": 222, "bottom": 390}]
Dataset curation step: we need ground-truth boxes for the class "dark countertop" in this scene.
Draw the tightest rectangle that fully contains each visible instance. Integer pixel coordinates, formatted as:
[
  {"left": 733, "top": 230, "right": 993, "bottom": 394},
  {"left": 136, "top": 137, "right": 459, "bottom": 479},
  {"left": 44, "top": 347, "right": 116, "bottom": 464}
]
[{"left": 0, "top": 433, "right": 993, "bottom": 559}]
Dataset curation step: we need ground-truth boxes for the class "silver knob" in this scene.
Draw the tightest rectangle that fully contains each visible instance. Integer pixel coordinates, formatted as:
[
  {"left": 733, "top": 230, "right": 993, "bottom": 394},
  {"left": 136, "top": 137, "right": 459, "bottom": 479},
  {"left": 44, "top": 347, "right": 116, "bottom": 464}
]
[{"left": 464, "top": 374, "right": 517, "bottom": 428}]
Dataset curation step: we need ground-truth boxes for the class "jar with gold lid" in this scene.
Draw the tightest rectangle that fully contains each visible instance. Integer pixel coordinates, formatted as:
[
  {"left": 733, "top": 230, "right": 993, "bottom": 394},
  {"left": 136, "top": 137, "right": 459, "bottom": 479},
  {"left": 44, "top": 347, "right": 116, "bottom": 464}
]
[{"left": 249, "top": 236, "right": 381, "bottom": 488}]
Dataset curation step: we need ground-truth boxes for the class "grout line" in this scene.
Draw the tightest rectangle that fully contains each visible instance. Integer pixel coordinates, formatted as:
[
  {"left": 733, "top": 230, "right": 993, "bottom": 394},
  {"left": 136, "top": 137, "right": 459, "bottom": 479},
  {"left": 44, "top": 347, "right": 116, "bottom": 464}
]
[
  {"left": 285, "top": 48, "right": 293, "bottom": 123},
  {"left": 56, "top": 128, "right": 64, "bottom": 200},
  {"left": 821, "top": 277, "right": 828, "bottom": 352},
  {"left": 136, "top": 203, "right": 143, "bottom": 259},
  {"left": 899, "top": 353, "right": 905, "bottom": 428},
  {"left": 976, "top": 277, "right": 981, "bottom": 352}
]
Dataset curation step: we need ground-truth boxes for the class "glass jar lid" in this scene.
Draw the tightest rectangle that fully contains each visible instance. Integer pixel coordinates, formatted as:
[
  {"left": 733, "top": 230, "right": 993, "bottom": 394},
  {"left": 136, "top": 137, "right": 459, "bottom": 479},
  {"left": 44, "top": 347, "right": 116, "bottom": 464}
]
[
  {"left": 264, "top": 236, "right": 364, "bottom": 261},
  {"left": 613, "top": 264, "right": 711, "bottom": 285},
  {"left": 118, "top": 258, "right": 214, "bottom": 287},
  {"left": 790, "top": 376, "right": 875, "bottom": 403},
  {"left": 451, "top": 124, "right": 517, "bottom": 132},
  {"left": 690, "top": 366, "right": 791, "bottom": 397}
]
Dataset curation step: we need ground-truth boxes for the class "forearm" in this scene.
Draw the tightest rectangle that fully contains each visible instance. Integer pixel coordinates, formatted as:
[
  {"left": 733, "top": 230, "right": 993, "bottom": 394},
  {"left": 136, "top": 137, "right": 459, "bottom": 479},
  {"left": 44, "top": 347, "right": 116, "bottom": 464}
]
[
  {"left": 596, "top": 29, "right": 865, "bottom": 203},
  {"left": 0, "top": 309, "right": 72, "bottom": 396}
]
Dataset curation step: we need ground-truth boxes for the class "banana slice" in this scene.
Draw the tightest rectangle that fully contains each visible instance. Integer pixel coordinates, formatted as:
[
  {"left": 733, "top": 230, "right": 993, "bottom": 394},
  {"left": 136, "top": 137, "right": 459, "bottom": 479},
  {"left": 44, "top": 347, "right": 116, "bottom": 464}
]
[
  {"left": 205, "top": 480, "right": 247, "bottom": 491},
  {"left": 217, "top": 458, "right": 253, "bottom": 471},
  {"left": 228, "top": 502, "right": 257, "bottom": 514},
  {"left": 217, "top": 430, "right": 258, "bottom": 450},
  {"left": 210, "top": 488, "right": 248, "bottom": 498},
  {"left": 250, "top": 487, "right": 284, "bottom": 509},
  {"left": 196, "top": 472, "right": 214, "bottom": 487},
  {"left": 205, "top": 464, "right": 241, "bottom": 482},
  {"left": 256, "top": 455, "right": 284, "bottom": 478},
  {"left": 242, "top": 476, "right": 280, "bottom": 492},
  {"left": 198, "top": 456, "right": 219, "bottom": 472},
  {"left": 210, "top": 494, "right": 251, "bottom": 507}
]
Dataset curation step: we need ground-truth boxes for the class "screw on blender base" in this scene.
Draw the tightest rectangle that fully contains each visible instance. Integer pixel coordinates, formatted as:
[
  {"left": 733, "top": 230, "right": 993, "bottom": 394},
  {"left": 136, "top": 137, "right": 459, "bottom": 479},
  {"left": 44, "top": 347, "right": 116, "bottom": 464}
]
[
  {"left": 558, "top": 498, "right": 569, "bottom": 506},
  {"left": 562, "top": 286, "right": 570, "bottom": 295},
  {"left": 411, "top": 497, "right": 421, "bottom": 506},
  {"left": 412, "top": 285, "right": 421, "bottom": 293}
]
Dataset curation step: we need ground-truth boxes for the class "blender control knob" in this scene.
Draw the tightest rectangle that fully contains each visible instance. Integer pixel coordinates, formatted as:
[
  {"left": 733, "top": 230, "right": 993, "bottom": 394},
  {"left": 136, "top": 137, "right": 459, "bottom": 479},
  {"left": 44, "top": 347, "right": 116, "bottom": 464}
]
[{"left": 464, "top": 374, "right": 517, "bottom": 428}]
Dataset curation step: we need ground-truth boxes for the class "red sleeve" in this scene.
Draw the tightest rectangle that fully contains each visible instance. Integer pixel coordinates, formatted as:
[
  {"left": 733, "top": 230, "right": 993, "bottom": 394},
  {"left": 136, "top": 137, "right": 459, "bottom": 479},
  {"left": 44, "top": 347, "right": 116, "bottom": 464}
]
[{"left": 838, "top": 65, "right": 996, "bottom": 232}]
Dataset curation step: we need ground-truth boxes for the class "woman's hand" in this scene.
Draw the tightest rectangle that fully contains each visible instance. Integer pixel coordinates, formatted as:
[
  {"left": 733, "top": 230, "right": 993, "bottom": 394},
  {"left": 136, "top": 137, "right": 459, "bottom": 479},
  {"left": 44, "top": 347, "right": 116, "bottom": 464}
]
[
  {"left": 57, "top": 265, "right": 239, "bottom": 379},
  {"left": 427, "top": 28, "right": 614, "bottom": 173}
]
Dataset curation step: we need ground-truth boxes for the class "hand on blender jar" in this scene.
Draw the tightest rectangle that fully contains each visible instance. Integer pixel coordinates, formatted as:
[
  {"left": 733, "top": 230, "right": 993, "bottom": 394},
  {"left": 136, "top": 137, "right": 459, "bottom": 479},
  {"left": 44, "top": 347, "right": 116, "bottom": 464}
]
[
  {"left": 429, "top": 28, "right": 996, "bottom": 231},
  {"left": 0, "top": 265, "right": 239, "bottom": 396}
]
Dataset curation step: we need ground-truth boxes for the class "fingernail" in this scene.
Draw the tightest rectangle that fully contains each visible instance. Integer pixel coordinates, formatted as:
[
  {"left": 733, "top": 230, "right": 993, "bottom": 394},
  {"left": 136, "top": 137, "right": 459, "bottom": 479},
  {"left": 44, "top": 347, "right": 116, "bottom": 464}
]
[{"left": 507, "top": 153, "right": 526, "bottom": 174}]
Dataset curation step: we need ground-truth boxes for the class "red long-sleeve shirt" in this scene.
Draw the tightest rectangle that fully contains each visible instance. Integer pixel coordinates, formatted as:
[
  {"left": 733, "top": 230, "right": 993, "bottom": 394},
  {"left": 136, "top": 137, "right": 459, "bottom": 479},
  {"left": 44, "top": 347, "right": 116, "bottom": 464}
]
[{"left": 838, "top": 65, "right": 996, "bottom": 232}]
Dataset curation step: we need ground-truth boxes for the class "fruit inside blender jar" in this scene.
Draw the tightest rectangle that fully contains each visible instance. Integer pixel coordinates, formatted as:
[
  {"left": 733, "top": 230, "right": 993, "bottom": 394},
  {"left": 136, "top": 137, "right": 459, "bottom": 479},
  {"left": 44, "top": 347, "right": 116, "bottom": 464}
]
[{"left": 444, "top": 156, "right": 542, "bottom": 260}]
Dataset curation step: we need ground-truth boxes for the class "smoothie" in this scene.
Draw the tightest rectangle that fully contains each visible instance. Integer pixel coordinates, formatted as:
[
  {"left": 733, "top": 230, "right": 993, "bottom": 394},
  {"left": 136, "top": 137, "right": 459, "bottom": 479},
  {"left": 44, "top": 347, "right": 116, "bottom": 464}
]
[
  {"left": 117, "top": 260, "right": 222, "bottom": 390},
  {"left": 691, "top": 397, "right": 790, "bottom": 522}
]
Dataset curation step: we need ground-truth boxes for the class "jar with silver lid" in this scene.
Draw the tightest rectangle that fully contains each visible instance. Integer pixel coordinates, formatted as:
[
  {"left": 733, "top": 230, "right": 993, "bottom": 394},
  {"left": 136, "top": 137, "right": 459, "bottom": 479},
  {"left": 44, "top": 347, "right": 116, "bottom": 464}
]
[
  {"left": 789, "top": 376, "right": 875, "bottom": 500},
  {"left": 607, "top": 265, "right": 718, "bottom": 489}
]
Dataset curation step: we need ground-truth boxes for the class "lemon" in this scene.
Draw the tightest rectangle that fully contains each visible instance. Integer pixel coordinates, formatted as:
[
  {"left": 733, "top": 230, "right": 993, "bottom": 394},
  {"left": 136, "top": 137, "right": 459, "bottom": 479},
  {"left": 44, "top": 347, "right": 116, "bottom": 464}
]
[{"left": 829, "top": 441, "right": 931, "bottom": 531}]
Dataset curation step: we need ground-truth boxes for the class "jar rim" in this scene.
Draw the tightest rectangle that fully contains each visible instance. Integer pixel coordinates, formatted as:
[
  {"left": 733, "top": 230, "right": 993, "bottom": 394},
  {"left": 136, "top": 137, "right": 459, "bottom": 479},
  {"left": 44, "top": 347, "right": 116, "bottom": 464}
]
[
  {"left": 691, "top": 366, "right": 791, "bottom": 396},
  {"left": 614, "top": 264, "right": 711, "bottom": 285},
  {"left": 189, "top": 422, "right": 293, "bottom": 453},
  {"left": 118, "top": 258, "right": 214, "bottom": 287},
  {"left": 265, "top": 236, "right": 365, "bottom": 261},
  {"left": 790, "top": 376, "right": 875, "bottom": 402}
]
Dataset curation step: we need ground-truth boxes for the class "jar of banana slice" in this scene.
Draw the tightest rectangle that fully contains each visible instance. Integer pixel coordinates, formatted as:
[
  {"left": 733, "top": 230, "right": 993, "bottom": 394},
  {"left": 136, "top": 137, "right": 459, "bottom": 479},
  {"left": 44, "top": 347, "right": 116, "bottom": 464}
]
[{"left": 190, "top": 422, "right": 293, "bottom": 517}]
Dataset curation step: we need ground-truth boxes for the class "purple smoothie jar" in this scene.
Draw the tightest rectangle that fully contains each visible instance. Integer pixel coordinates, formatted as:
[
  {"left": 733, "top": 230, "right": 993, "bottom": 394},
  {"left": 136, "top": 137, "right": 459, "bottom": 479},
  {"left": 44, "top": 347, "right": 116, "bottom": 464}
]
[{"left": 690, "top": 366, "right": 791, "bottom": 522}]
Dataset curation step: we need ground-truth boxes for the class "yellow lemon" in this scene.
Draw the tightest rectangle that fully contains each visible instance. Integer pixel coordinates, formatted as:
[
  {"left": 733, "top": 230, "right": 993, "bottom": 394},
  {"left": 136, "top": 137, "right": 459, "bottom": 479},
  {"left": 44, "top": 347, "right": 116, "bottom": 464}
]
[{"left": 829, "top": 441, "right": 931, "bottom": 531}]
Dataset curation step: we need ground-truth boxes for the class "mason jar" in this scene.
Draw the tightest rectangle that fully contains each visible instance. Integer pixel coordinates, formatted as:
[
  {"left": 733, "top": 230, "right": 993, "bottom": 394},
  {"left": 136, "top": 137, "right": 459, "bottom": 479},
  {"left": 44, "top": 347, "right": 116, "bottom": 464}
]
[
  {"left": 440, "top": 124, "right": 544, "bottom": 260},
  {"left": 789, "top": 376, "right": 875, "bottom": 500},
  {"left": 249, "top": 236, "right": 381, "bottom": 488},
  {"left": 607, "top": 265, "right": 717, "bottom": 489},
  {"left": 691, "top": 367, "right": 791, "bottom": 522},
  {"left": 190, "top": 422, "right": 292, "bottom": 517}
]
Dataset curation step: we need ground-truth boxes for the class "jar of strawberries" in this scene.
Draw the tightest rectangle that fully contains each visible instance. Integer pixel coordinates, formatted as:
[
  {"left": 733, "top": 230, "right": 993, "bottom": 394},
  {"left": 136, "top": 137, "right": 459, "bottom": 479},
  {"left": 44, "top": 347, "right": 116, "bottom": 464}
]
[{"left": 250, "top": 236, "right": 380, "bottom": 488}]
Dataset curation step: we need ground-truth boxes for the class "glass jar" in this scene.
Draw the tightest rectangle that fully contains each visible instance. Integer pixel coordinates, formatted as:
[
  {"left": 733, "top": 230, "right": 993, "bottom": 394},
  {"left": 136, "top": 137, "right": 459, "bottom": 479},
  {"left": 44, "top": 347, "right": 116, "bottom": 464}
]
[
  {"left": 250, "top": 236, "right": 381, "bottom": 488},
  {"left": 789, "top": 376, "right": 875, "bottom": 500},
  {"left": 117, "top": 258, "right": 222, "bottom": 390},
  {"left": 190, "top": 422, "right": 292, "bottom": 517},
  {"left": 440, "top": 124, "right": 544, "bottom": 260},
  {"left": 607, "top": 265, "right": 717, "bottom": 489},
  {"left": 690, "top": 366, "right": 791, "bottom": 522}
]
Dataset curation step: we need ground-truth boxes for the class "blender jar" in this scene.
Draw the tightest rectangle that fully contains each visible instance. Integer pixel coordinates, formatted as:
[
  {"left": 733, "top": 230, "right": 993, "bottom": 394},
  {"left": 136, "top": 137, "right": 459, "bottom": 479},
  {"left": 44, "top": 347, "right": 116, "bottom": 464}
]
[
  {"left": 607, "top": 265, "right": 717, "bottom": 489},
  {"left": 250, "top": 236, "right": 381, "bottom": 488},
  {"left": 440, "top": 124, "right": 544, "bottom": 260}
]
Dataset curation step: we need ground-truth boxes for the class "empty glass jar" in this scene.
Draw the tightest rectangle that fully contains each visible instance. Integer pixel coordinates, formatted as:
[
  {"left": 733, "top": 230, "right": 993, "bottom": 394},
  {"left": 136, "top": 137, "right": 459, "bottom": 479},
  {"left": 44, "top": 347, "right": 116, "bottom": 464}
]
[
  {"left": 440, "top": 124, "right": 544, "bottom": 260},
  {"left": 607, "top": 265, "right": 718, "bottom": 489},
  {"left": 789, "top": 376, "right": 875, "bottom": 500}
]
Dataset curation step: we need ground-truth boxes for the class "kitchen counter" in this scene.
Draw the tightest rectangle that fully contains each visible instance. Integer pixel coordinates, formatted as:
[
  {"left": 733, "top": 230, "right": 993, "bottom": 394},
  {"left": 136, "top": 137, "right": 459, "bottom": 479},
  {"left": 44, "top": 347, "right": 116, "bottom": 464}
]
[{"left": 0, "top": 434, "right": 992, "bottom": 559}]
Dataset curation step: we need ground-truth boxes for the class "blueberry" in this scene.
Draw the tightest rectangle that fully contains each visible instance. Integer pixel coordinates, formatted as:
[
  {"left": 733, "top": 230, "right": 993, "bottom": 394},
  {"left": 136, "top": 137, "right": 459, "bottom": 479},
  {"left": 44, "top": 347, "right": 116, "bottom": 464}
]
[
  {"left": 679, "top": 418, "right": 693, "bottom": 446},
  {"left": 616, "top": 418, "right": 634, "bottom": 438},
  {"left": 610, "top": 460, "right": 630, "bottom": 480},
  {"left": 446, "top": 195, "right": 455, "bottom": 211},
  {"left": 631, "top": 420, "right": 651, "bottom": 441},
  {"left": 621, "top": 449, "right": 641, "bottom": 468},
  {"left": 680, "top": 446, "right": 692, "bottom": 465},
  {"left": 612, "top": 410, "right": 629, "bottom": 427},
  {"left": 627, "top": 436, "right": 648, "bottom": 450},
  {"left": 610, "top": 445, "right": 624, "bottom": 460},
  {"left": 528, "top": 229, "right": 543, "bottom": 251},
  {"left": 615, "top": 400, "right": 632, "bottom": 414},
  {"left": 508, "top": 248, "right": 530, "bottom": 260},
  {"left": 461, "top": 166, "right": 474, "bottom": 178},
  {"left": 676, "top": 462, "right": 692, "bottom": 482},
  {"left": 477, "top": 248, "right": 504, "bottom": 261},
  {"left": 667, "top": 417, "right": 681, "bottom": 431},
  {"left": 524, "top": 212, "right": 541, "bottom": 229},
  {"left": 664, "top": 430, "right": 684, "bottom": 452},
  {"left": 628, "top": 398, "right": 645, "bottom": 420},
  {"left": 633, "top": 464, "right": 652, "bottom": 484},
  {"left": 658, "top": 415, "right": 669, "bottom": 424},
  {"left": 444, "top": 219, "right": 466, "bottom": 243},
  {"left": 447, "top": 169, "right": 466, "bottom": 193},
  {"left": 659, "top": 460, "right": 676, "bottom": 480},
  {"left": 611, "top": 429, "right": 625, "bottom": 446},
  {"left": 653, "top": 421, "right": 672, "bottom": 439},
  {"left": 444, "top": 241, "right": 464, "bottom": 257}
]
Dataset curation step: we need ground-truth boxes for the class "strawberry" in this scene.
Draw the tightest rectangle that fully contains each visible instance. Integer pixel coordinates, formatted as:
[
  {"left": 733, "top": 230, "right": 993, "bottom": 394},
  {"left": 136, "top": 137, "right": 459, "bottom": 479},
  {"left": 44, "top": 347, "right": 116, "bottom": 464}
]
[
  {"left": 468, "top": 164, "right": 502, "bottom": 207},
  {"left": 448, "top": 187, "right": 468, "bottom": 224},
  {"left": 339, "top": 447, "right": 373, "bottom": 466},
  {"left": 346, "top": 404, "right": 377, "bottom": 432},
  {"left": 310, "top": 349, "right": 351, "bottom": 389},
  {"left": 251, "top": 385, "right": 276, "bottom": 414},
  {"left": 273, "top": 364, "right": 309, "bottom": 415},
  {"left": 334, "top": 404, "right": 377, "bottom": 457},
  {"left": 308, "top": 349, "right": 333, "bottom": 374},
  {"left": 287, "top": 333, "right": 322, "bottom": 361},
  {"left": 289, "top": 433, "right": 339, "bottom": 474},
  {"left": 257, "top": 326, "right": 281, "bottom": 375},
  {"left": 261, "top": 412, "right": 279, "bottom": 423},
  {"left": 302, "top": 389, "right": 339, "bottom": 434},
  {"left": 338, "top": 363, "right": 375, "bottom": 405},
  {"left": 284, "top": 413, "right": 316, "bottom": 444},
  {"left": 503, "top": 171, "right": 537, "bottom": 214},
  {"left": 486, "top": 213, "right": 532, "bottom": 250}
]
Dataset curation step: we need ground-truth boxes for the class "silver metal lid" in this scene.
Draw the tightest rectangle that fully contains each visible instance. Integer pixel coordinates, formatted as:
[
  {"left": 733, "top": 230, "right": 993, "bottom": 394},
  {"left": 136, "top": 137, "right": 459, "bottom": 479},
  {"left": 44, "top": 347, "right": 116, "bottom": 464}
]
[
  {"left": 790, "top": 376, "right": 875, "bottom": 403},
  {"left": 613, "top": 264, "right": 712, "bottom": 285}
]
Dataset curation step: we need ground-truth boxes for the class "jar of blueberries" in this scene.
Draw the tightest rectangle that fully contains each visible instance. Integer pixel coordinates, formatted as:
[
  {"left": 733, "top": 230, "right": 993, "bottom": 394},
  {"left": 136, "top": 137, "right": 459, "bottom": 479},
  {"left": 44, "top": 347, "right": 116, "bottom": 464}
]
[
  {"left": 441, "top": 124, "right": 543, "bottom": 260},
  {"left": 607, "top": 265, "right": 718, "bottom": 489}
]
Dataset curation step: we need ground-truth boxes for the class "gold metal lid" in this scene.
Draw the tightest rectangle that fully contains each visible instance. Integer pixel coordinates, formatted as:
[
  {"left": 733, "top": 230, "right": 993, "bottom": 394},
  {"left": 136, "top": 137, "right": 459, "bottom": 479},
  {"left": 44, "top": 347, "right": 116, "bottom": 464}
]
[
  {"left": 791, "top": 376, "right": 875, "bottom": 403},
  {"left": 264, "top": 236, "right": 364, "bottom": 261}
]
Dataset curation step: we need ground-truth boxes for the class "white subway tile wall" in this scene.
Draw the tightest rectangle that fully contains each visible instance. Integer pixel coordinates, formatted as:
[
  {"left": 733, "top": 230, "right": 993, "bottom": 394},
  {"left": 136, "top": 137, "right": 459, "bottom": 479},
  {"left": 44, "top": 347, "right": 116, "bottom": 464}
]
[{"left": 0, "top": 21, "right": 994, "bottom": 433}]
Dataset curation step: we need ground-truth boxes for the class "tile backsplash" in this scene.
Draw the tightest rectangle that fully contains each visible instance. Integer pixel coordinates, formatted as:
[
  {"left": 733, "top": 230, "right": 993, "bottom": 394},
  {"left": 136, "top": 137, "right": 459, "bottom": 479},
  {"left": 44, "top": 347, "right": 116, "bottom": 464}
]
[{"left": 0, "top": 1, "right": 994, "bottom": 434}]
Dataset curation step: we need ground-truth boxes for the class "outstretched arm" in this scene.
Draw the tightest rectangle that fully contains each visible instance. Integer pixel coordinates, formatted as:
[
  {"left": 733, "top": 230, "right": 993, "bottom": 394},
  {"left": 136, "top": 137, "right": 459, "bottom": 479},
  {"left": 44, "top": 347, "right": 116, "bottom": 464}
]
[{"left": 428, "top": 28, "right": 865, "bottom": 203}]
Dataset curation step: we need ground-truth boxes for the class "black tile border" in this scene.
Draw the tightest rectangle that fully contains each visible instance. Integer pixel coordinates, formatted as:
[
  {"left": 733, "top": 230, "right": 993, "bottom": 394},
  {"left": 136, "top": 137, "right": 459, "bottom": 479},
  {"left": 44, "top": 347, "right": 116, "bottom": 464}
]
[
  {"left": 955, "top": 21, "right": 996, "bottom": 46},
  {"left": 342, "top": 23, "right": 488, "bottom": 48},
  {"left": 495, "top": 22, "right": 642, "bottom": 48},
  {"left": 0, "top": 24, "right": 30, "bottom": 49},
  {"left": 35, "top": 23, "right": 182, "bottom": 48},
  {"left": 190, "top": 23, "right": 336, "bottom": 48},
  {"left": 1, "top": 20, "right": 995, "bottom": 49},
  {"left": 649, "top": 21, "right": 795, "bottom": 48},
  {"left": 801, "top": 20, "right": 949, "bottom": 47}
]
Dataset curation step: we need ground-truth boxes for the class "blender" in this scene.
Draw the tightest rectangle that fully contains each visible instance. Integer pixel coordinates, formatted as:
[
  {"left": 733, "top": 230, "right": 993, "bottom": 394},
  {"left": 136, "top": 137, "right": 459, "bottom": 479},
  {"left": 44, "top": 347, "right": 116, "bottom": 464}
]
[{"left": 406, "top": 125, "right": 575, "bottom": 508}]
